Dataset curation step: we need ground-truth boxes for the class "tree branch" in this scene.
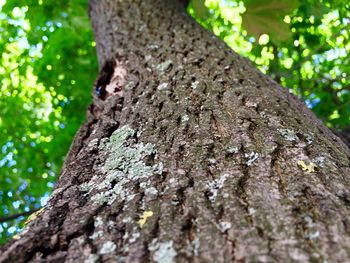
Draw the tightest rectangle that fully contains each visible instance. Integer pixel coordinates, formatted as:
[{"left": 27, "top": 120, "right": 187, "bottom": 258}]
[{"left": 0, "top": 208, "right": 40, "bottom": 223}]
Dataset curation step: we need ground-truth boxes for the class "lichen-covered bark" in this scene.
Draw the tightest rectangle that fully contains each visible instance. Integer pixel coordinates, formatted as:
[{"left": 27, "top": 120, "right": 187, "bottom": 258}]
[{"left": 1, "top": 0, "right": 350, "bottom": 262}]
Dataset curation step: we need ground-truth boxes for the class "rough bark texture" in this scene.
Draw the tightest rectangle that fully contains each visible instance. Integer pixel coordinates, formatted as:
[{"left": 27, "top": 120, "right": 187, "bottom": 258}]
[{"left": 2, "top": 0, "right": 350, "bottom": 262}]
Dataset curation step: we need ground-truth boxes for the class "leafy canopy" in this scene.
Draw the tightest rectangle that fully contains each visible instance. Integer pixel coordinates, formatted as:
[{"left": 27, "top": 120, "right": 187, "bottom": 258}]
[{"left": 0, "top": 0, "right": 97, "bottom": 244}]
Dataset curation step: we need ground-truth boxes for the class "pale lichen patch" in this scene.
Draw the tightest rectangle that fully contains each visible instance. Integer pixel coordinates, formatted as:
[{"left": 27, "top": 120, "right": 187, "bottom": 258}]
[
  {"left": 169, "top": 178, "right": 177, "bottom": 185},
  {"left": 88, "top": 138, "right": 99, "bottom": 149},
  {"left": 100, "top": 241, "right": 116, "bottom": 254},
  {"left": 218, "top": 221, "right": 232, "bottom": 232},
  {"left": 246, "top": 101, "right": 257, "bottom": 108},
  {"left": 309, "top": 231, "right": 320, "bottom": 240},
  {"left": 248, "top": 208, "right": 256, "bottom": 215},
  {"left": 149, "top": 44, "right": 159, "bottom": 50},
  {"left": 138, "top": 24, "right": 146, "bottom": 32},
  {"left": 149, "top": 240, "right": 177, "bottom": 263},
  {"left": 90, "top": 230, "right": 103, "bottom": 240},
  {"left": 84, "top": 254, "right": 99, "bottom": 263},
  {"left": 192, "top": 237, "right": 200, "bottom": 256},
  {"left": 100, "top": 126, "right": 156, "bottom": 175},
  {"left": 313, "top": 156, "right": 325, "bottom": 167},
  {"left": 181, "top": 114, "right": 189, "bottom": 123},
  {"left": 122, "top": 217, "right": 132, "bottom": 224},
  {"left": 207, "top": 173, "right": 230, "bottom": 202},
  {"left": 122, "top": 228, "right": 140, "bottom": 245},
  {"left": 259, "top": 111, "right": 267, "bottom": 118},
  {"left": 223, "top": 193, "right": 230, "bottom": 198},
  {"left": 304, "top": 133, "right": 313, "bottom": 145},
  {"left": 278, "top": 128, "right": 298, "bottom": 141},
  {"left": 107, "top": 220, "right": 115, "bottom": 229},
  {"left": 82, "top": 125, "right": 162, "bottom": 206},
  {"left": 208, "top": 158, "right": 217, "bottom": 165},
  {"left": 155, "top": 162, "right": 164, "bottom": 175},
  {"left": 145, "top": 187, "right": 158, "bottom": 196},
  {"left": 89, "top": 216, "right": 105, "bottom": 240},
  {"left": 303, "top": 215, "right": 320, "bottom": 240},
  {"left": 245, "top": 152, "right": 259, "bottom": 166},
  {"left": 191, "top": 80, "right": 199, "bottom": 90},
  {"left": 80, "top": 182, "right": 91, "bottom": 193},
  {"left": 129, "top": 231, "right": 140, "bottom": 243},
  {"left": 157, "top": 83, "right": 169, "bottom": 91},
  {"left": 186, "top": 236, "right": 200, "bottom": 257},
  {"left": 156, "top": 60, "right": 172, "bottom": 72},
  {"left": 226, "top": 147, "right": 239, "bottom": 154},
  {"left": 125, "top": 81, "right": 137, "bottom": 91},
  {"left": 171, "top": 200, "right": 179, "bottom": 206},
  {"left": 94, "top": 216, "right": 103, "bottom": 227}
]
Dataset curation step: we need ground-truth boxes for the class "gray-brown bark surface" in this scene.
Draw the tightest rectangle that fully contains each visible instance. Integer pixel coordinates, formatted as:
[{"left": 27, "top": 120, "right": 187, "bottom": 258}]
[{"left": 1, "top": 0, "right": 350, "bottom": 262}]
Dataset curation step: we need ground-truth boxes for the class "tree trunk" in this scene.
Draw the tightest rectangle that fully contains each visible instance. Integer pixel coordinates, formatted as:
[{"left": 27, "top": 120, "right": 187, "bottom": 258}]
[{"left": 2, "top": 0, "right": 350, "bottom": 262}]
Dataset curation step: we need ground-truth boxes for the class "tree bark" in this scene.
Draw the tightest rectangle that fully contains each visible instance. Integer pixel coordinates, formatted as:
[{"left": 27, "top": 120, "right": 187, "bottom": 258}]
[{"left": 2, "top": 0, "right": 350, "bottom": 262}]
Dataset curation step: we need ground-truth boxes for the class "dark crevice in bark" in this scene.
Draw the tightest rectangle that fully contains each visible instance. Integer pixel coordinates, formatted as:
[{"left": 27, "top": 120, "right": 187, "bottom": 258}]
[
  {"left": 236, "top": 151, "right": 252, "bottom": 225},
  {"left": 270, "top": 142, "right": 286, "bottom": 196}
]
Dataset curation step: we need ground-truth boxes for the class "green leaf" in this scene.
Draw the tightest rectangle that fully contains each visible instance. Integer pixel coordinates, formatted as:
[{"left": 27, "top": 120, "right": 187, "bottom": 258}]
[
  {"left": 242, "top": 0, "right": 299, "bottom": 42},
  {"left": 304, "top": 33, "right": 320, "bottom": 47},
  {"left": 191, "top": 0, "right": 209, "bottom": 20}
]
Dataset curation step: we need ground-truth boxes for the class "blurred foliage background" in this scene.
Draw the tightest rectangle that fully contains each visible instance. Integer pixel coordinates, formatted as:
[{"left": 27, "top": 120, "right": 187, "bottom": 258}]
[
  {"left": 0, "top": 0, "right": 349, "bottom": 244},
  {"left": 0, "top": 0, "right": 97, "bottom": 244}
]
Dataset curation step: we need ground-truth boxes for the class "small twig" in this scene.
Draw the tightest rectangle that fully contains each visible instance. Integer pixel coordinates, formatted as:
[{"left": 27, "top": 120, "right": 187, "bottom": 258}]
[{"left": 0, "top": 208, "right": 40, "bottom": 223}]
